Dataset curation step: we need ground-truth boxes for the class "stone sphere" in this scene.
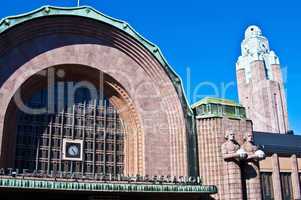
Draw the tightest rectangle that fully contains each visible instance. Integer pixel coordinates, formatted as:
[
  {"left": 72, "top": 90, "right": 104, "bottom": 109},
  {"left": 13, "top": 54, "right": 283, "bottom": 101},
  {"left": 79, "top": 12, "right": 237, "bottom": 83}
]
[
  {"left": 237, "top": 148, "right": 247, "bottom": 159},
  {"left": 255, "top": 150, "right": 265, "bottom": 159}
]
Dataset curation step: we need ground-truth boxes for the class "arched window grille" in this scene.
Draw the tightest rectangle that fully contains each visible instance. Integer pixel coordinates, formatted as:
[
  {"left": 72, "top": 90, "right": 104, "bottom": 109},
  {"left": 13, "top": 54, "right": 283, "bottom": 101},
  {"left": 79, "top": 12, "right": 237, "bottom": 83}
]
[{"left": 15, "top": 82, "right": 124, "bottom": 177}]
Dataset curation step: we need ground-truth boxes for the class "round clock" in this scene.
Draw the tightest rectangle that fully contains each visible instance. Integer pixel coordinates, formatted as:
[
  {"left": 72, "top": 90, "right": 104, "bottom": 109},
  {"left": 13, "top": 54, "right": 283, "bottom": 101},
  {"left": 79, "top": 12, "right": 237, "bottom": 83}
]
[
  {"left": 259, "top": 42, "right": 267, "bottom": 52},
  {"left": 68, "top": 145, "right": 79, "bottom": 156}
]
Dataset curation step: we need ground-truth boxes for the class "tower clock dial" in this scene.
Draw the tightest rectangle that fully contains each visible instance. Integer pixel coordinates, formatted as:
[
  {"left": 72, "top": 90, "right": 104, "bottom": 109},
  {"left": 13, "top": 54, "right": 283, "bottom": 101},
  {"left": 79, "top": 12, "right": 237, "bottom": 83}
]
[{"left": 259, "top": 42, "right": 267, "bottom": 52}]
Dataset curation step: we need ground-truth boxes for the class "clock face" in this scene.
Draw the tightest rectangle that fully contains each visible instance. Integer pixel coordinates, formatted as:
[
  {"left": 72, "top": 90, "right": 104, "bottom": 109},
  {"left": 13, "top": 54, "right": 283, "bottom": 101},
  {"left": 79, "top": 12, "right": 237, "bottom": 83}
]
[
  {"left": 259, "top": 42, "right": 266, "bottom": 51},
  {"left": 62, "top": 139, "right": 83, "bottom": 161},
  {"left": 68, "top": 145, "right": 79, "bottom": 156},
  {"left": 64, "top": 141, "right": 82, "bottom": 159}
]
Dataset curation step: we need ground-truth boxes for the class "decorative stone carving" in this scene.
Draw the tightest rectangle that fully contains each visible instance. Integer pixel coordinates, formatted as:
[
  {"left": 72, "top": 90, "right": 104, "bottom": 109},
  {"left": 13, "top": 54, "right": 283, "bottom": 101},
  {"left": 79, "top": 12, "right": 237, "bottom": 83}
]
[
  {"left": 221, "top": 131, "right": 245, "bottom": 199},
  {"left": 222, "top": 131, "right": 247, "bottom": 161},
  {"left": 242, "top": 132, "right": 265, "bottom": 161},
  {"left": 241, "top": 132, "right": 265, "bottom": 200}
]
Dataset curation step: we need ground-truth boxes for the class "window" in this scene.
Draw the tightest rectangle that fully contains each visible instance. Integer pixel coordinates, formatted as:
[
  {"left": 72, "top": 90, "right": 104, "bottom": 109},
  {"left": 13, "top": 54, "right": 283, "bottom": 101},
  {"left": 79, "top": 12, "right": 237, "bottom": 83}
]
[
  {"left": 210, "top": 104, "right": 218, "bottom": 115},
  {"left": 15, "top": 83, "right": 125, "bottom": 176},
  {"left": 280, "top": 172, "right": 293, "bottom": 200},
  {"left": 299, "top": 173, "right": 301, "bottom": 193},
  {"left": 224, "top": 105, "right": 235, "bottom": 116},
  {"left": 239, "top": 107, "right": 246, "bottom": 118},
  {"left": 261, "top": 172, "right": 274, "bottom": 200}
]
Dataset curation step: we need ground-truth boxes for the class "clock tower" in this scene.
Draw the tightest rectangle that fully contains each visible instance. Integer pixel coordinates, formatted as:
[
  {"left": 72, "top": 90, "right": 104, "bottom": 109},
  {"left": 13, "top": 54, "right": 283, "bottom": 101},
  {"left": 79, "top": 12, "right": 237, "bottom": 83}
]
[{"left": 236, "top": 25, "right": 289, "bottom": 134}]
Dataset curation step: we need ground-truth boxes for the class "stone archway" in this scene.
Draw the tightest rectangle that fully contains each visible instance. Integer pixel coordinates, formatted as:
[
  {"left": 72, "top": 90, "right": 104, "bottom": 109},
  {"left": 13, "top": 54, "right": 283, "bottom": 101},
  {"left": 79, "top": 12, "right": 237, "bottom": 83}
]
[
  {"left": 0, "top": 13, "right": 189, "bottom": 176},
  {"left": 2, "top": 64, "right": 142, "bottom": 176}
]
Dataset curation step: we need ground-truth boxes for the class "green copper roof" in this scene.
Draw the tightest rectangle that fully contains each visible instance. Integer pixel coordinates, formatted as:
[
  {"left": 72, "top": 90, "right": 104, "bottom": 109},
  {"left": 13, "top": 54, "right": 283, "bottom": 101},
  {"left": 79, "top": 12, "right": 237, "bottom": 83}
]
[
  {"left": 192, "top": 97, "right": 246, "bottom": 119},
  {"left": 191, "top": 97, "right": 243, "bottom": 109},
  {"left": 0, "top": 177, "right": 217, "bottom": 194},
  {"left": 0, "top": 5, "right": 193, "bottom": 114}
]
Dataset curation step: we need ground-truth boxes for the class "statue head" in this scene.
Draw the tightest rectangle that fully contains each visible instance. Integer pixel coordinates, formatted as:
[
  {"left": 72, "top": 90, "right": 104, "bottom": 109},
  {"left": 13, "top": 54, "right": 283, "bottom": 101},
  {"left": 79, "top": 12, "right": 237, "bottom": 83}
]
[
  {"left": 225, "top": 131, "right": 235, "bottom": 141},
  {"left": 244, "top": 132, "right": 254, "bottom": 143}
]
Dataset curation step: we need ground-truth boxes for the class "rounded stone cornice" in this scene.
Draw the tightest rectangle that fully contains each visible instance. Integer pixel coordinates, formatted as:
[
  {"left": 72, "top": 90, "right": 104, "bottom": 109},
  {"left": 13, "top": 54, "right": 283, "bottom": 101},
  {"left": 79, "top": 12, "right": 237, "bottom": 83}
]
[{"left": 0, "top": 5, "right": 192, "bottom": 115}]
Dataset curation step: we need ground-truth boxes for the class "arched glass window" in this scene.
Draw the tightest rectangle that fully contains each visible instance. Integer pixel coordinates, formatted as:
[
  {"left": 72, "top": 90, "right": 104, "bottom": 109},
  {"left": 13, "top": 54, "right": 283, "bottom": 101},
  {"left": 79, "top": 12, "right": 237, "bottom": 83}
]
[{"left": 15, "top": 82, "right": 124, "bottom": 176}]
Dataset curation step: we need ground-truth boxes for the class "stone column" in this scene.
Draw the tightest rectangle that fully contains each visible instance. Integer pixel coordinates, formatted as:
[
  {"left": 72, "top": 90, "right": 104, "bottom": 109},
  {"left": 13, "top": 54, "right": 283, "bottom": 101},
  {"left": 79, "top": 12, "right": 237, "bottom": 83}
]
[
  {"left": 272, "top": 154, "right": 282, "bottom": 200},
  {"left": 291, "top": 154, "right": 301, "bottom": 200}
]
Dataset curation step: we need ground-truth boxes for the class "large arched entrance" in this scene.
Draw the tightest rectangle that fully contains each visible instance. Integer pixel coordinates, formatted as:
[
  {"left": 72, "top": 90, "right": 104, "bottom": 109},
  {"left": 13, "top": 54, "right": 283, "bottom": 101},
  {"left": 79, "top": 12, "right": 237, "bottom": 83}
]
[
  {"left": 0, "top": 6, "right": 193, "bottom": 177},
  {"left": 11, "top": 65, "right": 130, "bottom": 176},
  {"left": 2, "top": 64, "right": 142, "bottom": 176}
]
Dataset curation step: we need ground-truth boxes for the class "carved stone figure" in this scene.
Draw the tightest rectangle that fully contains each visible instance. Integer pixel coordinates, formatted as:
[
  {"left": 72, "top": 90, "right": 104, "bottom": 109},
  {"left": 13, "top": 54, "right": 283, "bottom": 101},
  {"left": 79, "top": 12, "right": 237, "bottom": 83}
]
[
  {"left": 222, "top": 131, "right": 247, "bottom": 161},
  {"left": 242, "top": 132, "right": 265, "bottom": 161},
  {"left": 241, "top": 132, "right": 265, "bottom": 200},
  {"left": 221, "top": 131, "right": 246, "bottom": 200}
]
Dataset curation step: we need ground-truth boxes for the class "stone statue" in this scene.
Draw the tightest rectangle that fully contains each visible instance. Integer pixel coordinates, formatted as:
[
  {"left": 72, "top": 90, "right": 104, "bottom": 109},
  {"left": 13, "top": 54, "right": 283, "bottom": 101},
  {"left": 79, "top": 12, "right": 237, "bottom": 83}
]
[
  {"left": 241, "top": 132, "right": 265, "bottom": 200},
  {"left": 221, "top": 131, "right": 247, "bottom": 161},
  {"left": 221, "top": 131, "right": 246, "bottom": 199},
  {"left": 242, "top": 132, "right": 265, "bottom": 161}
]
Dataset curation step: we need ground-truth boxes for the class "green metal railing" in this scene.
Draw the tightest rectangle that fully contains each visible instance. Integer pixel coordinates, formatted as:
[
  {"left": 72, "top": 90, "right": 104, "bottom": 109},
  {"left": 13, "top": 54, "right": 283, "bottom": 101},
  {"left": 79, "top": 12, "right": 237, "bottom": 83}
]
[{"left": 0, "top": 177, "right": 217, "bottom": 194}]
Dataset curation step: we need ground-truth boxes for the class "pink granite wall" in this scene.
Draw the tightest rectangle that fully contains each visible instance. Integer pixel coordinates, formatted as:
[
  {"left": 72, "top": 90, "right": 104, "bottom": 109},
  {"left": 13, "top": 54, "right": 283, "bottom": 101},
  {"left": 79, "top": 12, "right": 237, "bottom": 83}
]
[
  {"left": 0, "top": 16, "right": 189, "bottom": 177},
  {"left": 196, "top": 116, "right": 262, "bottom": 199},
  {"left": 236, "top": 60, "right": 288, "bottom": 133}
]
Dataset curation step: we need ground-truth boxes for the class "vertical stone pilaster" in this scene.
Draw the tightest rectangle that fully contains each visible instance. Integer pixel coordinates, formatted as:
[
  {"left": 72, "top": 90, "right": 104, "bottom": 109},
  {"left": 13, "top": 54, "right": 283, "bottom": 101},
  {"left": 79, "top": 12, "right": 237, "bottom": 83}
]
[
  {"left": 272, "top": 154, "right": 282, "bottom": 200},
  {"left": 250, "top": 60, "right": 267, "bottom": 82},
  {"left": 271, "top": 64, "right": 283, "bottom": 84},
  {"left": 291, "top": 154, "right": 301, "bottom": 200}
]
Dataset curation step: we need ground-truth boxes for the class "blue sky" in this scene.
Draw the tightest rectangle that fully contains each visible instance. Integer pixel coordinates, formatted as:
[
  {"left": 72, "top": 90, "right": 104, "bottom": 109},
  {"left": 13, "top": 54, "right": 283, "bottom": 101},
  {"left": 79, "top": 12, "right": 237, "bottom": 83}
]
[{"left": 1, "top": 0, "right": 301, "bottom": 133}]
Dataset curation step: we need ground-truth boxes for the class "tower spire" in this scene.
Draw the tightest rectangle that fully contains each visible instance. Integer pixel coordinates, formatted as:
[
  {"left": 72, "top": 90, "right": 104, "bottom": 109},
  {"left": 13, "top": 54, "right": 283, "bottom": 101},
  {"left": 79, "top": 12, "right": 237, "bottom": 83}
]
[{"left": 236, "top": 25, "right": 289, "bottom": 134}]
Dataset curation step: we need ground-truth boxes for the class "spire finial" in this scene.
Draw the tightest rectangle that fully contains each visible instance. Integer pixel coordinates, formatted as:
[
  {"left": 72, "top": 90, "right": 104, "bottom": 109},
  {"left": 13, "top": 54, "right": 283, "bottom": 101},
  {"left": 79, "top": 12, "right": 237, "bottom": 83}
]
[{"left": 245, "top": 25, "right": 262, "bottom": 39}]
